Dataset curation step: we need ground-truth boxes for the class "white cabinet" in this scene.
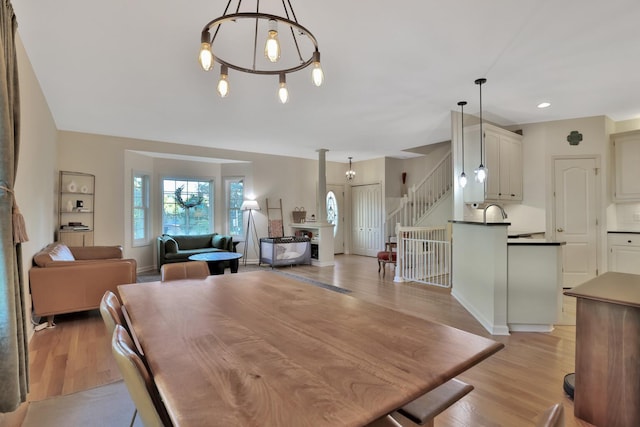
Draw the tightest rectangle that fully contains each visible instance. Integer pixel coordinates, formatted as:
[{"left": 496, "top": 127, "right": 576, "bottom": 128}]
[
  {"left": 612, "top": 130, "right": 640, "bottom": 201},
  {"left": 608, "top": 233, "right": 640, "bottom": 275},
  {"left": 57, "top": 171, "right": 95, "bottom": 246},
  {"left": 463, "top": 123, "right": 523, "bottom": 203}
]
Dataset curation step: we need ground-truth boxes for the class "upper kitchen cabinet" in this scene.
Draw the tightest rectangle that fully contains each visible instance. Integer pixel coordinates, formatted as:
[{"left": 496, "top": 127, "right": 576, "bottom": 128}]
[
  {"left": 612, "top": 130, "right": 640, "bottom": 202},
  {"left": 463, "top": 123, "right": 523, "bottom": 204}
]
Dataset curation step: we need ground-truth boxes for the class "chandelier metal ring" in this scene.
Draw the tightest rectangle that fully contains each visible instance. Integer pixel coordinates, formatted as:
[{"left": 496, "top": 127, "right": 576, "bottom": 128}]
[{"left": 202, "top": 13, "right": 319, "bottom": 75}]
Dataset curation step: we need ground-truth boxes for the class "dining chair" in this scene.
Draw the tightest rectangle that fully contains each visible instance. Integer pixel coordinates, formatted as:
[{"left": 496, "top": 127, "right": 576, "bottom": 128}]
[
  {"left": 535, "top": 403, "right": 564, "bottom": 427},
  {"left": 160, "top": 261, "right": 209, "bottom": 281},
  {"left": 377, "top": 239, "right": 397, "bottom": 277},
  {"left": 99, "top": 290, "right": 126, "bottom": 336},
  {"left": 112, "top": 324, "right": 172, "bottom": 427}
]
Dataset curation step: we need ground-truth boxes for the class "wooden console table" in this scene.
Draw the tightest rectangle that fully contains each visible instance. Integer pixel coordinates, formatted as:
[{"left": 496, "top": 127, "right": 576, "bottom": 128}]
[{"left": 564, "top": 272, "right": 640, "bottom": 427}]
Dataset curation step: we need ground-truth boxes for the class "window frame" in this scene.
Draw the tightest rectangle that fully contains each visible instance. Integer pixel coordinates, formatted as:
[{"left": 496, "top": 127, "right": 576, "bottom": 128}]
[
  {"left": 161, "top": 176, "right": 215, "bottom": 235},
  {"left": 132, "top": 171, "right": 150, "bottom": 247},
  {"left": 225, "top": 177, "right": 245, "bottom": 238}
]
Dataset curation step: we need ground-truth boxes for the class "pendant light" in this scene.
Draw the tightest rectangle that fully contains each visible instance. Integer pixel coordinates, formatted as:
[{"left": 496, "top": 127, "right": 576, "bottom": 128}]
[
  {"left": 346, "top": 157, "right": 356, "bottom": 181},
  {"left": 457, "top": 101, "right": 468, "bottom": 188},
  {"left": 474, "top": 78, "right": 487, "bottom": 183}
]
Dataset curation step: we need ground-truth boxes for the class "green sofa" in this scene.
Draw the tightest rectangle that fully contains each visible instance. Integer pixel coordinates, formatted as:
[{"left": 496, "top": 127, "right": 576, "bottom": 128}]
[{"left": 157, "top": 233, "right": 234, "bottom": 270}]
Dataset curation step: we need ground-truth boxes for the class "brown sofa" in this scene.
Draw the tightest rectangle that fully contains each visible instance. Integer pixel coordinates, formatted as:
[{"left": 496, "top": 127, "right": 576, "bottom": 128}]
[{"left": 29, "top": 243, "right": 137, "bottom": 324}]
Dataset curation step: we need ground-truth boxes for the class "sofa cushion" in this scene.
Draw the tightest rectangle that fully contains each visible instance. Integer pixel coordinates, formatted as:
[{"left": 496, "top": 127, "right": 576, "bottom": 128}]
[
  {"left": 33, "top": 243, "right": 76, "bottom": 267},
  {"left": 165, "top": 237, "right": 178, "bottom": 253},
  {"left": 173, "top": 234, "right": 215, "bottom": 250},
  {"left": 212, "top": 234, "right": 227, "bottom": 250}
]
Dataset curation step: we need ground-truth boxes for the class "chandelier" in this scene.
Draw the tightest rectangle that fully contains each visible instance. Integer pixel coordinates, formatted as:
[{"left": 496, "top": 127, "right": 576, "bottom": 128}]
[
  {"left": 198, "top": 0, "right": 323, "bottom": 103},
  {"left": 346, "top": 157, "right": 356, "bottom": 181}
]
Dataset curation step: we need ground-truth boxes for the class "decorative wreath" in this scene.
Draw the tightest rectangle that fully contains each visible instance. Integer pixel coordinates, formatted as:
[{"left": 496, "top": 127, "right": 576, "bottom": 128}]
[{"left": 174, "top": 186, "right": 204, "bottom": 209}]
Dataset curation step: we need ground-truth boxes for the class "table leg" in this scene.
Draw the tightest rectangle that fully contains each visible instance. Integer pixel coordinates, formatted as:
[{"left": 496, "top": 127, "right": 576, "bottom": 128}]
[
  {"left": 207, "top": 261, "right": 225, "bottom": 275},
  {"left": 230, "top": 258, "right": 239, "bottom": 273}
]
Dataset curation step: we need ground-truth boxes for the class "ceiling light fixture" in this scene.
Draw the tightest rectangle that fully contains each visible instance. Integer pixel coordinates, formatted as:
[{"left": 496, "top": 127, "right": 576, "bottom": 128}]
[
  {"left": 198, "top": 0, "right": 323, "bottom": 101},
  {"left": 474, "top": 78, "right": 487, "bottom": 183},
  {"left": 346, "top": 157, "right": 356, "bottom": 181},
  {"left": 537, "top": 102, "right": 551, "bottom": 109},
  {"left": 457, "top": 101, "right": 468, "bottom": 188}
]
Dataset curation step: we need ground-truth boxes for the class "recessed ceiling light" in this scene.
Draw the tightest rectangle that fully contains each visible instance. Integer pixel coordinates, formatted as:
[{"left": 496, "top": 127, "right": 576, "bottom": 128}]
[{"left": 537, "top": 102, "right": 551, "bottom": 109}]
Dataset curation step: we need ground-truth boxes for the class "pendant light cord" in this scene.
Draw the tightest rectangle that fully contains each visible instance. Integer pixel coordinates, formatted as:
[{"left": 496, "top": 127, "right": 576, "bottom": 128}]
[
  {"left": 479, "top": 82, "right": 483, "bottom": 164},
  {"left": 475, "top": 78, "right": 487, "bottom": 167},
  {"left": 457, "top": 101, "right": 466, "bottom": 173}
]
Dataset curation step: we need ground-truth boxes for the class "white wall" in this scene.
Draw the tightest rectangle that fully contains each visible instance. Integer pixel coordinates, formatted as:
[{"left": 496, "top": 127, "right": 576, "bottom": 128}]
[
  {"left": 57, "top": 133, "right": 346, "bottom": 269},
  {"left": 14, "top": 35, "right": 58, "bottom": 338}
]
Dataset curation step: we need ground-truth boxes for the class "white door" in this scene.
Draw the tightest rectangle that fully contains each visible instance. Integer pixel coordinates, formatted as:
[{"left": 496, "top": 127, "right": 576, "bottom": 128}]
[
  {"left": 352, "top": 184, "right": 382, "bottom": 257},
  {"left": 326, "top": 184, "right": 344, "bottom": 254},
  {"left": 553, "top": 158, "right": 599, "bottom": 287}
]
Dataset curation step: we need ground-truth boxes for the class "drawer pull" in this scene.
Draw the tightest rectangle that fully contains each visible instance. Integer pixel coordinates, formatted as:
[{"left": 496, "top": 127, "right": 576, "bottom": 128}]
[{"left": 629, "top": 240, "right": 633, "bottom": 243}]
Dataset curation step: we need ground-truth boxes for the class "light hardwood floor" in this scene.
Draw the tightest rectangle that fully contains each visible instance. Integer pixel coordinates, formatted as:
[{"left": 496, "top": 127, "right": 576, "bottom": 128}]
[{"left": 3, "top": 254, "right": 591, "bottom": 427}]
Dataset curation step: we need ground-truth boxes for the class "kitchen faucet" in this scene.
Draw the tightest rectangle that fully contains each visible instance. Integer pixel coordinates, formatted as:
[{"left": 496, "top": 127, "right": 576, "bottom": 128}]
[{"left": 483, "top": 203, "right": 508, "bottom": 223}]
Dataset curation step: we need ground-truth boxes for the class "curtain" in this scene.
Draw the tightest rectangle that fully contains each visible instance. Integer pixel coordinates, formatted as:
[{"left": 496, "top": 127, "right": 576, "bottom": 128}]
[{"left": 0, "top": 0, "right": 29, "bottom": 413}]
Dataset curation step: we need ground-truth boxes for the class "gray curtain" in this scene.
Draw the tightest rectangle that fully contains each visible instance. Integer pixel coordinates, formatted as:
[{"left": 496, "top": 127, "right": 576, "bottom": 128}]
[{"left": 0, "top": 0, "right": 29, "bottom": 413}]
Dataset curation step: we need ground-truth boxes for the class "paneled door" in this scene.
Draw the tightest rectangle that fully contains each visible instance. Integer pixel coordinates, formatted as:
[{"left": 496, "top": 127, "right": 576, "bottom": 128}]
[
  {"left": 553, "top": 157, "right": 599, "bottom": 287},
  {"left": 351, "top": 184, "right": 382, "bottom": 257}
]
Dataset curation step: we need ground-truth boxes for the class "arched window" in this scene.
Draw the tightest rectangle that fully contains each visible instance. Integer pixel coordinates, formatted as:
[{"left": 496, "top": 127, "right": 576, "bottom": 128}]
[{"left": 326, "top": 191, "right": 338, "bottom": 237}]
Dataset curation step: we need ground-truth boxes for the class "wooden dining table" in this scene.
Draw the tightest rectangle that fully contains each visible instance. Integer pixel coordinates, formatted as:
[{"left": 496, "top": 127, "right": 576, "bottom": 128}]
[{"left": 118, "top": 271, "right": 503, "bottom": 427}]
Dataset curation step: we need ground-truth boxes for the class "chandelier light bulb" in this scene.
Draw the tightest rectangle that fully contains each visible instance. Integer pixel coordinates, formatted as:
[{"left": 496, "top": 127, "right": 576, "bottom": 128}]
[
  {"left": 312, "top": 51, "right": 324, "bottom": 87},
  {"left": 199, "top": 41, "right": 214, "bottom": 71},
  {"left": 265, "top": 19, "right": 281, "bottom": 63},
  {"left": 278, "top": 74, "right": 289, "bottom": 104},
  {"left": 217, "top": 65, "right": 229, "bottom": 98}
]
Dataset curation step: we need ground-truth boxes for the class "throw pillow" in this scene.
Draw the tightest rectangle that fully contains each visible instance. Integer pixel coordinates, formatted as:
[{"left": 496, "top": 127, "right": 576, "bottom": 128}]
[
  {"left": 165, "top": 237, "right": 178, "bottom": 253},
  {"left": 49, "top": 243, "right": 75, "bottom": 262},
  {"left": 212, "top": 235, "right": 227, "bottom": 250}
]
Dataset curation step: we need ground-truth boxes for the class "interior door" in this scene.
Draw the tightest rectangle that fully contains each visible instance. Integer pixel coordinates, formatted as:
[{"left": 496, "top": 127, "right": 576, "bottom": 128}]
[
  {"left": 352, "top": 184, "right": 382, "bottom": 257},
  {"left": 326, "top": 184, "right": 344, "bottom": 254},
  {"left": 553, "top": 157, "right": 598, "bottom": 287}
]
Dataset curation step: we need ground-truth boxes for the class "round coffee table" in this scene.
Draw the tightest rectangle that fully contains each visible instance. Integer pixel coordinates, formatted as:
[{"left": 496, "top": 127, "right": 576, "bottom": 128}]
[{"left": 188, "top": 252, "right": 243, "bottom": 275}]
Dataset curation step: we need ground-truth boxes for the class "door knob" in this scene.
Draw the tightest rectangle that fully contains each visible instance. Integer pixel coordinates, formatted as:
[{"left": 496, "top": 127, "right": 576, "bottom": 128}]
[{"left": 557, "top": 228, "right": 564, "bottom": 232}]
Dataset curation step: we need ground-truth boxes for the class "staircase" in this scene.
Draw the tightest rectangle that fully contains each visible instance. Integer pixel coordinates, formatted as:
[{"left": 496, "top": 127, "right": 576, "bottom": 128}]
[{"left": 385, "top": 150, "right": 452, "bottom": 237}]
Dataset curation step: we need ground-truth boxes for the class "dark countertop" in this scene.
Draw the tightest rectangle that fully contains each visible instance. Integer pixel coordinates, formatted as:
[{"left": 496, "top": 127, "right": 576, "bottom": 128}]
[
  {"left": 449, "top": 220, "right": 511, "bottom": 226},
  {"left": 608, "top": 230, "right": 640, "bottom": 234},
  {"left": 507, "top": 239, "right": 565, "bottom": 246},
  {"left": 507, "top": 231, "right": 545, "bottom": 238}
]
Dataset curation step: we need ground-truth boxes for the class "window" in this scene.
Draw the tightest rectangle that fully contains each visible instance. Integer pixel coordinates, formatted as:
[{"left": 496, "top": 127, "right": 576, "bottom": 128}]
[
  {"left": 226, "top": 178, "right": 244, "bottom": 237},
  {"left": 326, "top": 190, "right": 338, "bottom": 237},
  {"left": 162, "top": 178, "right": 213, "bottom": 235},
  {"left": 132, "top": 173, "right": 150, "bottom": 246}
]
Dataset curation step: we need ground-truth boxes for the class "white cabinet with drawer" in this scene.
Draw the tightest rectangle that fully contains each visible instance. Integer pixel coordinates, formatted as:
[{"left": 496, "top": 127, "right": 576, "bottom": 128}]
[{"left": 608, "top": 233, "right": 640, "bottom": 275}]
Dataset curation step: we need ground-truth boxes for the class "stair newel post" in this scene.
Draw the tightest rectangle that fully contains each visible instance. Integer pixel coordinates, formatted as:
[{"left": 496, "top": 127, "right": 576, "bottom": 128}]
[{"left": 394, "top": 222, "right": 403, "bottom": 282}]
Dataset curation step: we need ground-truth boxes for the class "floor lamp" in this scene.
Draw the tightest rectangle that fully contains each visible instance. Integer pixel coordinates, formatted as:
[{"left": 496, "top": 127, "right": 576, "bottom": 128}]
[{"left": 241, "top": 200, "right": 260, "bottom": 265}]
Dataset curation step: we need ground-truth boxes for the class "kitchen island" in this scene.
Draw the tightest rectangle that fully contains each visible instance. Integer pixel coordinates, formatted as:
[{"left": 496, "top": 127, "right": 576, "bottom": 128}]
[
  {"left": 564, "top": 272, "right": 640, "bottom": 427},
  {"left": 450, "top": 220, "right": 565, "bottom": 334}
]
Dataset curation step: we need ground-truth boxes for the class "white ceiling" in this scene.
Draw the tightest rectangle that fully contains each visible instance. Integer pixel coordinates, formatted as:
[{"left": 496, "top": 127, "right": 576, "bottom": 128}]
[{"left": 12, "top": 0, "right": 640, "bottom": 162}]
